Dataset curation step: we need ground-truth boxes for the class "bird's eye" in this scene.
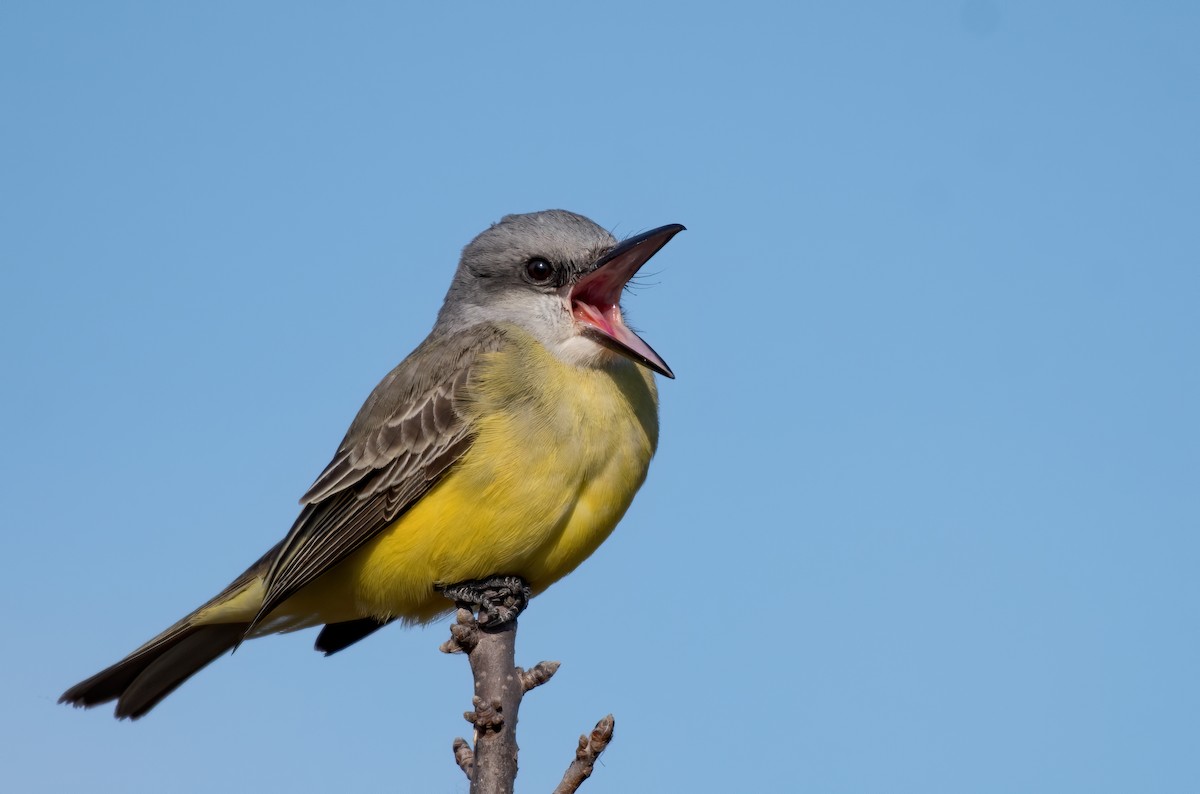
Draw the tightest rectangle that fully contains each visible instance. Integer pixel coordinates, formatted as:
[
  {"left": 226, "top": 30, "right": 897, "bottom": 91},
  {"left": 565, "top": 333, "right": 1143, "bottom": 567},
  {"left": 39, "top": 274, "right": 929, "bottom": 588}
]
[{"left": 524, "top": 258, "right": 555, "bottom": 284}]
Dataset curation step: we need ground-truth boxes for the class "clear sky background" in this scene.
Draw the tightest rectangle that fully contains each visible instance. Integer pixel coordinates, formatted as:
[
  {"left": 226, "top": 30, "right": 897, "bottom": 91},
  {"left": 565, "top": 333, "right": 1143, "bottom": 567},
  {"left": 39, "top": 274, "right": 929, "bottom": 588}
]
[{"left": 3, "top": 2, "right": 1197, "bottom": 792}]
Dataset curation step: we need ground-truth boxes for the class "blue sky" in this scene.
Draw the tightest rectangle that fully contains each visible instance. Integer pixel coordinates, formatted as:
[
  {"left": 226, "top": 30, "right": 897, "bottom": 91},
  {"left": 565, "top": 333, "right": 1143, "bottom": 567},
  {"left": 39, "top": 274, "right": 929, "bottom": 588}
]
[{"left": 3, "top": 2, "right": 1197, "bottom": 791}]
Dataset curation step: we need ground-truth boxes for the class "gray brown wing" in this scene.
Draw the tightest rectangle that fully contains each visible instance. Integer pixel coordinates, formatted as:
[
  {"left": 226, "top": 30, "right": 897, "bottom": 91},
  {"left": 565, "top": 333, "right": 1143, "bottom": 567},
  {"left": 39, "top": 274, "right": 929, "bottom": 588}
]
[{"left": 248, "top": 325, "right": 507, "bottom": 632}]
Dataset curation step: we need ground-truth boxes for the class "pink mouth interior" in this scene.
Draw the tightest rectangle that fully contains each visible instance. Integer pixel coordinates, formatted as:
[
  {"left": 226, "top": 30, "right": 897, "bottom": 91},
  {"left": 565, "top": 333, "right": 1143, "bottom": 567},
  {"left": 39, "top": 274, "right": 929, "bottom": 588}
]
[
  {"left": 568, "top": 261, "right": 628, "bottom": 338},
  {"left": 571, "top": 265, "right": 626, "bottom": 335},
  {"left": 572, "top": 290, "right": 620, "bottom": 336},
  {"left": 570, "top": 270, "right": 668, "bottom": 373}
]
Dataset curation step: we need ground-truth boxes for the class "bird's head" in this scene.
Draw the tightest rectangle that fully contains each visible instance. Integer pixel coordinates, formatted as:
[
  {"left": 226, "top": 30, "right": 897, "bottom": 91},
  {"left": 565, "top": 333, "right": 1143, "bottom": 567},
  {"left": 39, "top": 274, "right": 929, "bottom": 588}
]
[{"left": 437, "top": 210, "right": 684, "bottom": 378}]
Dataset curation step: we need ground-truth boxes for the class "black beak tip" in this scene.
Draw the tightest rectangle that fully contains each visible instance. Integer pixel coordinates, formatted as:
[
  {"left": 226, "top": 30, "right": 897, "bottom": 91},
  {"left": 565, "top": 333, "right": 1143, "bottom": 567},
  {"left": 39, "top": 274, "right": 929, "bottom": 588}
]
[
  {"left": 594, "top": 223, "right": 687, "bottom": 270},
  {"left": 636, "top": 352, "right": 675, "bottom": 380}
]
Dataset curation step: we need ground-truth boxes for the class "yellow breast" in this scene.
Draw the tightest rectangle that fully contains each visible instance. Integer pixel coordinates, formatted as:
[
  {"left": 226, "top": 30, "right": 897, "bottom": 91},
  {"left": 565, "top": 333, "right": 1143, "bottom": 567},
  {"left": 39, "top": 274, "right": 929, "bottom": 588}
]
[{"left": 306, "top": 327, "right": 659, "bottom": 624}]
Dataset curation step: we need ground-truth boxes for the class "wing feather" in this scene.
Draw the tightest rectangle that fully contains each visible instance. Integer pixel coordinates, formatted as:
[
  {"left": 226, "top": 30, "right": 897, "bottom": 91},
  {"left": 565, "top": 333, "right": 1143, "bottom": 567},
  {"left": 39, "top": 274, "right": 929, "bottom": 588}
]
[{"left": 248, "top": 326, "right": 506, "bottom": 631}]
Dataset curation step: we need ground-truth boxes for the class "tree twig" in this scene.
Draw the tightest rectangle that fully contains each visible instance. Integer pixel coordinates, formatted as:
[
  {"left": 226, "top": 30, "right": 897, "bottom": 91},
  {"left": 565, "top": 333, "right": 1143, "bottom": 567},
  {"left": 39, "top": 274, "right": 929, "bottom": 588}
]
[
  {"left": 518, "top": 660, "right": 560, "bottom": 692},
  {"left": 442, "top": 606, "right": 522, "bottom": 794},
  {"left": 441, "top": 581, "right": 611, "bottom": 793},
  {"left": 468, "top": 622, "right": 520, "bottom": 793},
  {"left": 440, "top": 608, "right": 480, "bottom": 655},
  {"left": 452, "top": 737, "right": 475, "bottom": 780},
  {"left": 552, "top": 715, "right": 615, "bottom": 794}
]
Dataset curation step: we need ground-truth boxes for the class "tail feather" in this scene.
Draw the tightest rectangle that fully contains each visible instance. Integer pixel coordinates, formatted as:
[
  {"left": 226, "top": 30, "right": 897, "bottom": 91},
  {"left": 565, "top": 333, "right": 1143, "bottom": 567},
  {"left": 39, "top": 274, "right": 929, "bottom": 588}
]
[
  {"left": 314, "top": 617, "right": 394, "bottom": 656},
  {"left": 62, "top": 546, "right": 278, "bottom": 718},
  {"left": 60, "top": 622, "right": 248, "bottom": 720}
]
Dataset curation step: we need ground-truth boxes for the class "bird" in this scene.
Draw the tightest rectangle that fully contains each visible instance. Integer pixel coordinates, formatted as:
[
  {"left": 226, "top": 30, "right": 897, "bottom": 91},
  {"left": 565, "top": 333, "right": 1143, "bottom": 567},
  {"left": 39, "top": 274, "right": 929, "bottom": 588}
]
[{"left": 60, "top": 209, "right": 684, "bottom": 720}]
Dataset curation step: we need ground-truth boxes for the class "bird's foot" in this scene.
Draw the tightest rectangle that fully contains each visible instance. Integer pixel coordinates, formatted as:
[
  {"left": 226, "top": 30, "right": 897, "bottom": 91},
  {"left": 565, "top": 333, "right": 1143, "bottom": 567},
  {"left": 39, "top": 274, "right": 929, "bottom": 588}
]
[{"left": 437, "top": 575, "right": 531, "bottom": 628}]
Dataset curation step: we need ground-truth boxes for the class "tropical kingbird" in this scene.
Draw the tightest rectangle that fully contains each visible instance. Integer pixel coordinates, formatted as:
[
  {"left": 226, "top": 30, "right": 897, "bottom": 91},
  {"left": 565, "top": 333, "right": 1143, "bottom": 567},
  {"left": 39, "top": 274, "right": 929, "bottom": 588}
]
[{"left": 61, "top": 209, "right": 683, "bottom": 719}]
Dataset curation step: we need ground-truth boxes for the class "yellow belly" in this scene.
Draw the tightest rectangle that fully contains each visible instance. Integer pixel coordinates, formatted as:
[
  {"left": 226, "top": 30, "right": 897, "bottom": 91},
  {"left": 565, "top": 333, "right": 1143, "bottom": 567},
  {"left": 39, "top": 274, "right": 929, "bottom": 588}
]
[{"left": 286, "top": 331, "right": 659, "bottom": 625}]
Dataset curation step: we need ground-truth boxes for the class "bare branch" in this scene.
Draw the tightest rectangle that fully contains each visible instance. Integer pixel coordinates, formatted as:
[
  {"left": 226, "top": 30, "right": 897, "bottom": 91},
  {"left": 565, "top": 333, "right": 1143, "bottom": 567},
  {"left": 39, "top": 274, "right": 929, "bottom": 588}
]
[
  {"left": 464, "top": 623, "right": 521, "bottom": 793},
  {"left": 552, "top": 715, "right": 615, "bottom": 794},
  {"left": 442, "top": 604, "right": 522, "bottom": 794},
  {"left": 441, "top": 576, "right": 614, "bottom": 793}
]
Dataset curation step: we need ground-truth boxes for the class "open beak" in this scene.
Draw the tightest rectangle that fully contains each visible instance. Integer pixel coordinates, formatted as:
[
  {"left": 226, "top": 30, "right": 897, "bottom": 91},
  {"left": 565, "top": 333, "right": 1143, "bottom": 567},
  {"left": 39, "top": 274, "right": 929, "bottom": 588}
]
[{"left": 570, "top": 223, "right": 685, "bottom": 379}]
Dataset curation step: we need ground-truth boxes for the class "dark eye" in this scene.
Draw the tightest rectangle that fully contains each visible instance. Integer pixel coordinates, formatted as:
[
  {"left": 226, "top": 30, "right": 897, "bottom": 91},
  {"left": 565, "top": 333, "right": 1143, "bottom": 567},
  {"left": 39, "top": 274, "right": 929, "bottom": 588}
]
[{"left": 524, "top": 257, "right": 555, "bottom": 284}]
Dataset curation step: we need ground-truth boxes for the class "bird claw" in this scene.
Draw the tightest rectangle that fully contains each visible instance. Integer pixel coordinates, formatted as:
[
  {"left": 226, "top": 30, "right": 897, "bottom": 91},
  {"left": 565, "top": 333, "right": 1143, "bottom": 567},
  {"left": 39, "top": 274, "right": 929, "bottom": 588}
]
[{"left": 437, "top": 575, "right": 531, "bottom": 627}]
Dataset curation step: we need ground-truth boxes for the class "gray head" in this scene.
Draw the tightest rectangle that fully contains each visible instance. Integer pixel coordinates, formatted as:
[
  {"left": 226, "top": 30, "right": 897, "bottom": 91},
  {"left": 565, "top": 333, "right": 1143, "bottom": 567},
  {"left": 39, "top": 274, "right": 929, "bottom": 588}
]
[{"left": 435, "top": 210, "right": 684, "bottom": 378}]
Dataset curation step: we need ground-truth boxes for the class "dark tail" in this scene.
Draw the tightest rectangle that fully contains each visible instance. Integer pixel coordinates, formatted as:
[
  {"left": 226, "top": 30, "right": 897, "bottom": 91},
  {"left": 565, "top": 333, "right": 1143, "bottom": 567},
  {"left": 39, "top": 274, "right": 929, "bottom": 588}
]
[
  {"left": 63, "top": 544, "right": 279, "bottom": 719},
  {"left": 314, "top": 617, "right": 394, "bottom": 656},
  {"left": 60, "top": 622, "right": 249, "bottom": 720}
]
